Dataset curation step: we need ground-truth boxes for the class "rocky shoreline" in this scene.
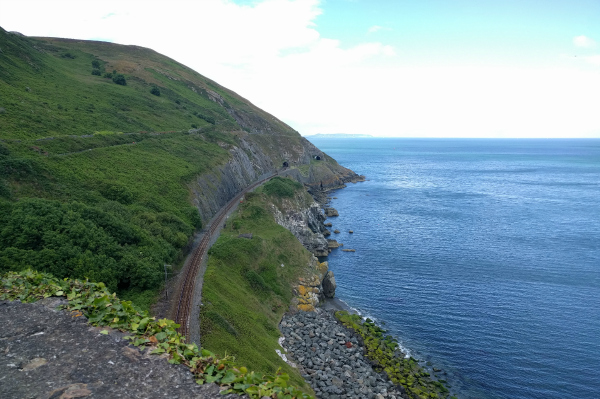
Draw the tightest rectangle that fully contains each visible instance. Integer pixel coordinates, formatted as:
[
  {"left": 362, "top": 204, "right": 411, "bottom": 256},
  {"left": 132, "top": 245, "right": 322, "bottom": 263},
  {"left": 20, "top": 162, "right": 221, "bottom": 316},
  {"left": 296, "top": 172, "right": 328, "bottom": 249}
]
[{"left": 279, "top": 309, "right": 408, "bottom": 399}]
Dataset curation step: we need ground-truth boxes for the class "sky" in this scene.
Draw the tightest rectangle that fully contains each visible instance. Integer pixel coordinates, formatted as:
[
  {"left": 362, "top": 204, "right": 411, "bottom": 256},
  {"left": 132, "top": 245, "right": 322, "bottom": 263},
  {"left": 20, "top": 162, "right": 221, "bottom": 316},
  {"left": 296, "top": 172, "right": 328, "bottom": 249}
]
[{"left": 1, "top": 0, "right": 600, "bottom": 138}]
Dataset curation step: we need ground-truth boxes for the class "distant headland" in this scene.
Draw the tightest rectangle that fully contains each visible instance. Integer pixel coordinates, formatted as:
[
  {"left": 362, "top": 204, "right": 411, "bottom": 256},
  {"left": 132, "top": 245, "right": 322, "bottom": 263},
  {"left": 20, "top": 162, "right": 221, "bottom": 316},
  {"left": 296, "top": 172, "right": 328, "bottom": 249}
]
[{"left": 306, "top": 133, "right": 374, "bottom": 138}]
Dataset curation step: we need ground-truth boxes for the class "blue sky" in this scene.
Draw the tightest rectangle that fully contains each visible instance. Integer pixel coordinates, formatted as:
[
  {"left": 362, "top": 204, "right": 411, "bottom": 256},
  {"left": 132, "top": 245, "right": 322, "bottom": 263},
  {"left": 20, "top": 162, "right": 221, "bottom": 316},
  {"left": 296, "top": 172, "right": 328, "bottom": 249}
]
[{"left": 1, "top": 0, "right": 599, "bottom": 137}]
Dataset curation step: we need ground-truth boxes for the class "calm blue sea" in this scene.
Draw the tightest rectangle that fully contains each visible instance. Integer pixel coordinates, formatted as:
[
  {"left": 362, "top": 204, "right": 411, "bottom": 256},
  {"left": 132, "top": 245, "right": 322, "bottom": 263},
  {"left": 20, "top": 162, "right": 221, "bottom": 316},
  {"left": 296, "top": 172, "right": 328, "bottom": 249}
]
[{"left": 307, "top": 138, "right": 600, "bottom": 399}]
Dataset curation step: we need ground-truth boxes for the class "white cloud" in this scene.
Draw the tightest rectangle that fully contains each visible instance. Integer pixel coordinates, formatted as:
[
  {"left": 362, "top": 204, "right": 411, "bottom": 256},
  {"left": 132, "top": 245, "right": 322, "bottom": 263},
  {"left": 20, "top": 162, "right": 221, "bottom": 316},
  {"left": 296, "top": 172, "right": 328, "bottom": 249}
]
[
  {"left": 0, "top": 1, "right": 599, "bottom": 138},
  {"left": 367, "top": 25, "right": 391, "bottom": 34},
  {"left": 573, "top": 35, "right": 596, "bottom": 48},
  {"left": 584, "top": 55, "right": 600, "bottom": 66}
]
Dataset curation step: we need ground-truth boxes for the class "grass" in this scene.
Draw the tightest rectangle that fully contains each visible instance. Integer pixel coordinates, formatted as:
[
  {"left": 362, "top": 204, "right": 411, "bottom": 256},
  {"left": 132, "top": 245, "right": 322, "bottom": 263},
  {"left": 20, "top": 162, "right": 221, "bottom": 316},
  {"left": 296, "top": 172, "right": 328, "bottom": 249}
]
[{"left": 201, "top": 182, "right": 315, "bottom": 394}]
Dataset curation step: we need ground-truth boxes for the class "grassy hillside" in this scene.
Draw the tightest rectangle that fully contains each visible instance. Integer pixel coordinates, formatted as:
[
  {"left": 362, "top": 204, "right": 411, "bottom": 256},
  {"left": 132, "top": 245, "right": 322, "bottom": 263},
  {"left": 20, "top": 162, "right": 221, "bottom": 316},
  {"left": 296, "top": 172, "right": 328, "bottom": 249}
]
[
  {"left": 201, "top": 177, "right": 314, "bottom": 393},
  {"left": 0, "top": 27, "right": 297, "bottom": 139},
  {"left": 0, "top": 27, "right": 313, "bottom": 309}
]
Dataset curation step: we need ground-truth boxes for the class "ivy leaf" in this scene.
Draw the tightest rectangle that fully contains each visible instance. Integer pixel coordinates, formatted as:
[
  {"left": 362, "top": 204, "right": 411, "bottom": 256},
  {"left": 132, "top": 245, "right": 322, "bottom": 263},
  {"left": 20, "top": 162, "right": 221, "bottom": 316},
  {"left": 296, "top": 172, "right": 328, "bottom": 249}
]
[{"left": 100, "top": 330, "right": 109, "bottom": 335}]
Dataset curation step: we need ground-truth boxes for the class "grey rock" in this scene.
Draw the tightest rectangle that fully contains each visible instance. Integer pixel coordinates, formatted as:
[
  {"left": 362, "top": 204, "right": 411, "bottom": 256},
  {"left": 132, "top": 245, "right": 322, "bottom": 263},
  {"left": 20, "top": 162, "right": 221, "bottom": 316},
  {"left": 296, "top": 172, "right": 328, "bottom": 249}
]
[
  {"left": 0, "top": 300, "right": 243, "bottom": 399},
  {"left": 322, "top": 271, "right": 336, "bottom": 298}
]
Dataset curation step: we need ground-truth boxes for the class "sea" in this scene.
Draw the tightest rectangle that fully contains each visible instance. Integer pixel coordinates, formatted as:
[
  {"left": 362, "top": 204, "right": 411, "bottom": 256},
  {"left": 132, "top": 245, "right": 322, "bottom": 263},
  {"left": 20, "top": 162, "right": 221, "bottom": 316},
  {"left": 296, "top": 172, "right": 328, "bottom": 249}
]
[{"left": 306, "top": 138, "right": 600, "bottom": 399}]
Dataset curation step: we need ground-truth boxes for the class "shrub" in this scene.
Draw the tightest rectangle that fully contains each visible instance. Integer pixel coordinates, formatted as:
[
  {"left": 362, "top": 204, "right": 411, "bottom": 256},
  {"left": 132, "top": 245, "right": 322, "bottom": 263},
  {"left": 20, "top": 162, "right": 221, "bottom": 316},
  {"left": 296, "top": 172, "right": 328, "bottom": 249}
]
[
  {"left": 91, "top": 59, "right": 100, "bottom": 69},
  {"left": 91, "top": 69, "right": 101, "bottom": 76},
  {"left": 101, "top": 183, "right": 135, "bottom": 204},
  {"left": 0, "top": 179, "right": 11, "bottom": 198},
  {"left": 263, "top": 177, "right": 302, "bottom": 198},
  {"left": 197, "top": 113, "right": 216, "bottom": 124},
  {"left": 112, "top": 74, "right": 127, "bottom": 86},
  {"left": 103, "top": 72, "right": 113, "bottom": 79},
  {"left": 150, "top": 86, "right": 161, "bottom": 96}
]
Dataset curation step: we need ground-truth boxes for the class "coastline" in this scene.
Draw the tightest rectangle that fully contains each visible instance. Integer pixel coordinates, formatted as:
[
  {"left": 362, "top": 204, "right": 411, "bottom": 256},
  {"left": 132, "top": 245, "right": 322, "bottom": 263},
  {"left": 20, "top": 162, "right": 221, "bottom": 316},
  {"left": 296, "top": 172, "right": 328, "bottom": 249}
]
[{"left": 308, "top": 184, "right": 457, "bottom": 399}]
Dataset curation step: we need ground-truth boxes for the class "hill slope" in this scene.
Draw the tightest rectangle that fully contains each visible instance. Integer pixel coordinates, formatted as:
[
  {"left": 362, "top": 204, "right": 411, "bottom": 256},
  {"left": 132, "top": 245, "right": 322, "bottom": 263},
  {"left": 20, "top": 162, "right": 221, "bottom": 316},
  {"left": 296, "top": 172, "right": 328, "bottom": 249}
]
[{"left": 0, "top": 26, "right": 358, "bottom": 308}]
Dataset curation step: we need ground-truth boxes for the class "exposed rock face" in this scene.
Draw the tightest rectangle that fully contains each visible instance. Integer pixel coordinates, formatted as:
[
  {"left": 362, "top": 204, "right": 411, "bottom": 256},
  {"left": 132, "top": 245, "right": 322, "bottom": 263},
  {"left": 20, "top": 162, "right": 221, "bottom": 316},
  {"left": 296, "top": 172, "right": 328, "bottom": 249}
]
[
  {"left": 270, "top": 193, "right": 329, "bottom": 257},
  {"left": 189, "top": 133, "right": 359, "bottom": 225},
  {"left": 189, "top": 136, "right": 274, "bottom": 223},
  {"left": 292, "top": 258, "right": 331, "bottom": 311},
  {"left": 322, "top": 271, "right": 336, "bottom": 298},
  {"left": 327, "top": 239, "right": 342, "bottom": 249},
  {"left": 325, "top": 207, "right": 339, "bottom": 217}
]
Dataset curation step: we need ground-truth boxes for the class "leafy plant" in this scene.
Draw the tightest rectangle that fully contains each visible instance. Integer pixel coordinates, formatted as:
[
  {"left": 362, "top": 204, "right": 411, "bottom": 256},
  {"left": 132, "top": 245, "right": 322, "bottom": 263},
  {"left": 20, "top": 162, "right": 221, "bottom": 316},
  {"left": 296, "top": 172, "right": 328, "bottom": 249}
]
[
  {"left": 0, "top": 270, "right": 312, "bottom": 399},
  {"left": 150, "top": 86, "right": 161, "bottom": 96}
]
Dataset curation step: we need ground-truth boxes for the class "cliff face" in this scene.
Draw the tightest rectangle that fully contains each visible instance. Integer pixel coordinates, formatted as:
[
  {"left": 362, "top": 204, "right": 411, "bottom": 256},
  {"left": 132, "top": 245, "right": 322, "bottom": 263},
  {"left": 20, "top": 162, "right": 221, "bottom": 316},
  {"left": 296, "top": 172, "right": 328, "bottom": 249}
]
[
  {"left": 269, "top": 192, "right": 329, "bottom": 257},
  {"left": 188, "top": 132, "right": 360, "bottom": 225}
]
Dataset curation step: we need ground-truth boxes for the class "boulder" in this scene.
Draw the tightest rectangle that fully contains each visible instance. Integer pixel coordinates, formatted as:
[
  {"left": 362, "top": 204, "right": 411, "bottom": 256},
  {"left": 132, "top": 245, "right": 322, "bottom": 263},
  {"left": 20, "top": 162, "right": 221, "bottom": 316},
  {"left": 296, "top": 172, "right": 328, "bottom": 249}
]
[
  {"left": 322, "top": 271, "right": 336, "bottom": 298},
  {"left": 324, "top": 207, "right": 339, "bottom": 217},
  {"left": 342, "top": 249, "right": 356, "bottom": 252},
  {"left": 323, "top": 229, "right": 331, "bottom": 237},
  {"left": 237, "top": 233, "right": 253, "bottom": 239},
  {"left": 349, "top": 230, "right": 354, "bottom": 234},
  {"left": 334, "top": 229, "right": 340, "bottom": 234},
  {"left": 324, "top": 222, "right": 333, "bottom": 227},
  {"left": 327, "top": 239, "right": 341, "bottom": 249}
]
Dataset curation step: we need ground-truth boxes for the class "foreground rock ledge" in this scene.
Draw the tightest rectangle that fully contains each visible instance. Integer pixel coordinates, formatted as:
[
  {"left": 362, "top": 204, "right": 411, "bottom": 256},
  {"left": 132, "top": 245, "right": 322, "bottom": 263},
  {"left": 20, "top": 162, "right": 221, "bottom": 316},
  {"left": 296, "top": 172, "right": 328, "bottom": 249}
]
[{"left": 0, "top": 299, "right": 243, "bottom": 399}]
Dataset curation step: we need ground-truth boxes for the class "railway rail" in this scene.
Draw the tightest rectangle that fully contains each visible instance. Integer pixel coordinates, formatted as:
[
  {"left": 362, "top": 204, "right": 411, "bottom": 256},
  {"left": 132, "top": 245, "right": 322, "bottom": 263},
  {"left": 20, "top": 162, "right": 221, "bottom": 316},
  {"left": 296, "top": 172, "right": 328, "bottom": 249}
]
[{"left": 174, "top": 172, "right": 277, "bottom": 339}]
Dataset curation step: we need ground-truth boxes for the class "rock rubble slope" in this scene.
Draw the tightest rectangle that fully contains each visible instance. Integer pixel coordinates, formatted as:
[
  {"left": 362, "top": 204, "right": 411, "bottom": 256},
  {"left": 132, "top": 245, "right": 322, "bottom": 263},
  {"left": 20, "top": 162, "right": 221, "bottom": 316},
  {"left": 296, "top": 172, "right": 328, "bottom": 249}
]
[{"left": 280, "top": 310, "right": 408, "bottom": 399}]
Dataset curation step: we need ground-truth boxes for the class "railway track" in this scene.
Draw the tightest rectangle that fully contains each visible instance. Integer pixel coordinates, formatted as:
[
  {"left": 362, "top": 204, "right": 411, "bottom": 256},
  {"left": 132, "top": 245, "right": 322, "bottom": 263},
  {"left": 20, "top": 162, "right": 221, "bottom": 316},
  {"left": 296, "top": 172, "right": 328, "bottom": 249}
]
[{"left": 174, "top": 173, "right": 277, "bottom": 340}]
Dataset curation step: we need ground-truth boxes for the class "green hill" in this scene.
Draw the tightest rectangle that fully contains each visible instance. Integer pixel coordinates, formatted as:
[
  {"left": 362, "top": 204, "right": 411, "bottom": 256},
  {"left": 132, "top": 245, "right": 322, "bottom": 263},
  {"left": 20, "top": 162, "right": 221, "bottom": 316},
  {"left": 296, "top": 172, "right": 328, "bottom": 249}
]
[{"left": 0, "top": 27, "right": 354, "bottom": 308}]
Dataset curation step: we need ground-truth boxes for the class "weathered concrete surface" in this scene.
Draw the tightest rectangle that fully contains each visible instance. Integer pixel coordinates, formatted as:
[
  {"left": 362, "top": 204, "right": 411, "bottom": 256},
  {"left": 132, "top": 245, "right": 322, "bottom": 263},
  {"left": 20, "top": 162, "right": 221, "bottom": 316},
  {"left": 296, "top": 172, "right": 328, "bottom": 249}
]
[{"left": 0, "top": 299, "right": 243, "bottom": 399}]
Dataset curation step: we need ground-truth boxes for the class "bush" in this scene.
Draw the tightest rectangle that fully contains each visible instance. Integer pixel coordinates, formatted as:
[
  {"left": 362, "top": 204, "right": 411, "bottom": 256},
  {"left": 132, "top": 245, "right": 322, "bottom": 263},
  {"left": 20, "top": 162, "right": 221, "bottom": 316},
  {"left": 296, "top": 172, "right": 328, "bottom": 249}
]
[
  {"left": 263, "top": 177, "right": 302, "bottom": 198},
  {"left": 101, "top": 183, "right": 135, "bottom": 204},
  {"left": 197, "top": 113, "right": 216, "bottom": 124},
  {"left": 91, "top": 69, "right": 101, "bottom": 76},
  {"left": 112, "top": 74, "right": 127, "bottom": 86},
  {"left": 103, "top": 72, "right": 113, "bottom": 79},
  {"left": 150, "top": 86, "right": 161, "bottom": 96},
  {"left": 91, "top": 59, "right": 100, "bottom": 69},
  {"left": 0, "top": 179, "right": 11, "bottom": 198}
]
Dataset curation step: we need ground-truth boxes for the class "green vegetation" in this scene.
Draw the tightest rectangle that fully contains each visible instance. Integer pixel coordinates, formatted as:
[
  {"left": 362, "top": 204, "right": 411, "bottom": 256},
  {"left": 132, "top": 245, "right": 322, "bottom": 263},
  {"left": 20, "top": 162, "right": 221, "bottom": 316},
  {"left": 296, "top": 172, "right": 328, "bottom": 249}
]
[
  {"left": 1, "top": 270, "right": 311, "bottom": 398},
  {"left": 150, "top": 85, "right": 161, "bottom": 96},
  {"left": 0, "top": 26, "right": 350, "bottom": 394},
  {"left": 201, "top": 183, "right": 314, "bottom": 393},
  {"left": 0, "top": 130, "right": 229, "bottom": 310},
  {"left": 263, "top": 176, "right": 303, "bottom": 198},
  {"left": 336, "top": 311, "right": 454, "bottom": 399}
]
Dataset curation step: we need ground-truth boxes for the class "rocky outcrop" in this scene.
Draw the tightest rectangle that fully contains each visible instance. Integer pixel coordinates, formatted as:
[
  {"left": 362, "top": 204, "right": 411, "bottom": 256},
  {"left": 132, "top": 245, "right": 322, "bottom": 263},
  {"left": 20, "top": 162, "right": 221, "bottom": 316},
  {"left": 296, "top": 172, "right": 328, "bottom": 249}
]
[
  {"left": 322, "top": 271, "right": 336, "bottom": 298},
  {"left": 189, "top": 136, "right": 274, "bottom": 223},
  {"left": 327, "top": 239, "right": 342, "bottom": 249},
  {"left": 270, "top": 192, "right": 329, "bottom": 257},
  {"left": 188, "top": 133, "right": 360, "bottom": 225},
  {"left": 325, "top": 207, "right": 339, "bottom": 217},
  {"left": 292, "top": 259, "right": 336, "bottom": 311}
]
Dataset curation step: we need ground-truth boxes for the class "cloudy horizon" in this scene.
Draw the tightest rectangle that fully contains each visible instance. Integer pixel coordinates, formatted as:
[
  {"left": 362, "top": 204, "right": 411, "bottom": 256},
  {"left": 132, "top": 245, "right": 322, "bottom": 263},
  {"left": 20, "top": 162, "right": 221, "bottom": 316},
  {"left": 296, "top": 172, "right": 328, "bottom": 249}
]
[{"left": 1, "top": 0, "right": 599, "bottom": 138}]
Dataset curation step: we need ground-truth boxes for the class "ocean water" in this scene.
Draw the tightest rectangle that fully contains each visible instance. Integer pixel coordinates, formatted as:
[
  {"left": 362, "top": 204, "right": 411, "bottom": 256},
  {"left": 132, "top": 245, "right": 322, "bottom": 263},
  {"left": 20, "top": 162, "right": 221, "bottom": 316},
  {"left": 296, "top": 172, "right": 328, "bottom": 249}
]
[{"left": 307, "top": 138, "right": 600, "bottom": 399}]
